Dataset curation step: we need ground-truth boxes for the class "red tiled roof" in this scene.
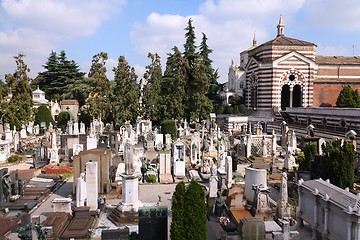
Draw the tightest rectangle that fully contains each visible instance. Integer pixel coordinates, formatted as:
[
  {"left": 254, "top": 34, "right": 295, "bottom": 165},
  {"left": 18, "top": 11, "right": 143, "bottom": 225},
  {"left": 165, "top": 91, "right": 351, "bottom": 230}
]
[
  {"left": 261, "top": 36, "right": 316, "bottom": 47},
  {"left": 316, "top": 56, "right": 360, "bottom": 65}
]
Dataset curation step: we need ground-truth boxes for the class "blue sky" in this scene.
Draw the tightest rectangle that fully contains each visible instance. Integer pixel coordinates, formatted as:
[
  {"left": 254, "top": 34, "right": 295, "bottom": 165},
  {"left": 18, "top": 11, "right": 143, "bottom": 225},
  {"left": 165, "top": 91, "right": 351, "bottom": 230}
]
[{"left": 1, "top": 0, "right": 360, "bottom": 83}]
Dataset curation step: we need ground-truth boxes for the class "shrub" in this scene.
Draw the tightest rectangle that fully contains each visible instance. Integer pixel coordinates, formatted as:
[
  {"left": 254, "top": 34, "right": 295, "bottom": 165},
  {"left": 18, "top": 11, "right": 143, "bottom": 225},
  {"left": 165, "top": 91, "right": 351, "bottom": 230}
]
[
  {"left": 224, "top": 106, "right": 233, "bottom": 114},
  {"left": 146, "top": 173, "right": 157, "bottom": 183},
  {"left": 8, "top": 154, "right": 21, "bottom": 163},
  {"left": 239, "top": 104, "right": 246, "bottom": 113},
  {"left": 34, "top": 105, "right": 54, "bottom": 128}
]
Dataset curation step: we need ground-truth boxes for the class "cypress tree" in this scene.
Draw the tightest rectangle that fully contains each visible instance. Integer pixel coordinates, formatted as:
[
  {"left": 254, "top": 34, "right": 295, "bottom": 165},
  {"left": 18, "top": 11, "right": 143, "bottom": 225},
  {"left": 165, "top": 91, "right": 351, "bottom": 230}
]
[
  {"left": 170, "top": 181, "right": 186, "bottom": 240},
  {"left": 141, "top": 53, "right": 162, "bottom": 123},
  {"left": 184, "top": 179, "right": 207, "bottom": 240},
  {"left": 112, "top": 55, "right": 140, "bottom": 124},
  {"left": 322, "top": 139, "right": 355, "bottom": 188}
]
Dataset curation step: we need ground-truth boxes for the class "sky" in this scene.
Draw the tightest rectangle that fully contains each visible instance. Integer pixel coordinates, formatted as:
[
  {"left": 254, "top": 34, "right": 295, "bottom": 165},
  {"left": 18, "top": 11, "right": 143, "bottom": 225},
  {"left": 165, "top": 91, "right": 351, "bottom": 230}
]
[{"left": 1, "top": 0, "right": 360, "bottom": 84}]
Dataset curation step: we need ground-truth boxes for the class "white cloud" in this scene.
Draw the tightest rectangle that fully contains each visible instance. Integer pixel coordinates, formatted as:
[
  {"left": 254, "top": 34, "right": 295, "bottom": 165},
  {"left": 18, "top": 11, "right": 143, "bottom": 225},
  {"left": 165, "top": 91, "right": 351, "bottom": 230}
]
[
  {"left": 317, "top": 45, "right": 352, "bottom": 57},
  {"left": 0, "top": 0, "right": 126, "bottom": 79},
  {"left": 130, "top": 0, "right": 307, "bottom": 82},
  {"left": 302, "top": 0, "right": 360, "bottom": 31}
]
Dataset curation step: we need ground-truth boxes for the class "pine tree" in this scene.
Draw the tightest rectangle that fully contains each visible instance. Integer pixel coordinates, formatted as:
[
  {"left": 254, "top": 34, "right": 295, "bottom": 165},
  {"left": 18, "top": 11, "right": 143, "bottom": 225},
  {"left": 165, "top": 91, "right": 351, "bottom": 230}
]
[
  {"left": 141, "top": 53, "right": 162, "bottom": 123},
  {"left": 4, "top": 54, "right": 34, "bottom": 129},
  {"left": 183, "top": 179, "right": 207, "bottom": 240},
  {"left": 170, "top": 181, "right": 186, "bottom": 240},
  {"left": 36, "top": 51, "right": 85, "bottom": 100},
  {"left": 112, "top": 55, "right": 140, "bottom": 124},
  {"left": 322, "top": 139, "right": 355, "bottom": 188}
]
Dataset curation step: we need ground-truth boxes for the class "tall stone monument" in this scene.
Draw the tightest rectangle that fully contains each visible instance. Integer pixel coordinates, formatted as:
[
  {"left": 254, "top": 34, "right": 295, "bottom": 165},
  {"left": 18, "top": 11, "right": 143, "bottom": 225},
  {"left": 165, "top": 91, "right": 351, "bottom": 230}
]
[
  {"left": 76, "top": 173, "right": 87, "bottom": 207},
  {"left": 118, "top": 140, "right": 143, "bottom": 212},
  {"left": 86, "top": 161, "right": 98, "bottom": 211},
  {"left": 50, "top": 132, "right": 59, "bottom": 164},
  {"left": 276, "top": 172, "right": 291, "bottom": 220}
]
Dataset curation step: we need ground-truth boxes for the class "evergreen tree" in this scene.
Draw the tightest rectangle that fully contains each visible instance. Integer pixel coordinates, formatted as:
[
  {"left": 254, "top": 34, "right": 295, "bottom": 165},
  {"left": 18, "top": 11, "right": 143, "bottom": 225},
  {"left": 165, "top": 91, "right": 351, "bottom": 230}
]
[
  {"left": 199, "top": 32, "right": 220, "bottom": 110},
  {"left": 183, "top": 18, "right": 197, "bottom": 65},
  {"left": 141, "top": 53, "right": 162, "bottom": 123},
  {"left": 4, "top": 54, "right": 34, "bottom": 129},
  {"left": 336, "top": 85, "right": 360, "bottom": 108},
  {"left": 183, "top": 19, "right": 213, "bottom": 121},
  {"left": 170, "top": 181, "right": 186, "bottom": 240},
  {"left": 300, "top": 142, "right": 318, "bottom": 171},
  {"left": 57, "top": 111, "right": 70, "bottom": 132},
  {"left": 162, "top": 46, "right": 187, "bottom": 120},
  {"left": 184, "top": 179, "right": 207, "bottom": 240},
  {"left": 322, "top": 139, "right": 355, "bottom": 189},
  {"left": 85, "top": 52, "right": 112, "bottom": 123},
  {"left": 34, "top": 105, "right": 54, "bottom": 128},
  {"left": 36, "top": 51, "right": 85, "bottom": 100},
  {"left": 112, "top": 55, "right": 140, "bottom": 124}
]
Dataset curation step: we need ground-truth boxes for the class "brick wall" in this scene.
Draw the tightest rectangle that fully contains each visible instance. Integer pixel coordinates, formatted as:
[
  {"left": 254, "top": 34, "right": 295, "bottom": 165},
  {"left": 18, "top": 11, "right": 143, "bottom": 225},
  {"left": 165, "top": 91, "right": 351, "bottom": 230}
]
[{"left": 313, "top": 84, "right": 360, "bottom": 107}]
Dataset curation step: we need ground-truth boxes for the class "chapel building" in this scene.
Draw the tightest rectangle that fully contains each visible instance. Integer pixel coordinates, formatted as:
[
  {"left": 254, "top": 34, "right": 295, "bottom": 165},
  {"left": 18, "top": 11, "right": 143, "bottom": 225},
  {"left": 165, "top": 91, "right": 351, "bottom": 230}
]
[{"left": 230, "top": 16, "right": 360, "bottom": 111}]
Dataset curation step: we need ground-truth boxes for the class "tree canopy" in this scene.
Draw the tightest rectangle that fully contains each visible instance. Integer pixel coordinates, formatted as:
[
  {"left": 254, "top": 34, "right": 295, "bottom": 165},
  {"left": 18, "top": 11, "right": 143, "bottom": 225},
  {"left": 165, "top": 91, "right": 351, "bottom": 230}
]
[
  {"left": 3, "top": 54, "right": 34, "bottom": 129},
  {"left": 34, "top": 105, "right": 53, "bottom": 128}
]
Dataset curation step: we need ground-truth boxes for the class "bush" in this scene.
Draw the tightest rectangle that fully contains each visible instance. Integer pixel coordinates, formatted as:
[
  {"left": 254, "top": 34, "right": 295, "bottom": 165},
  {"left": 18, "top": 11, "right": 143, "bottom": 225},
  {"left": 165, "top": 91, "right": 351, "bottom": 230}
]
[
  {"left": 239, "top": 104, "right": 246, "bottom": 113},
  {"left": 146, "top": 173, "right": 157, "bottom": 183},
  {"left": 224, "top": 106, "right": 233, "bottom": 114},
  {"left": 8, "top": 154, "right": 21, "bottom": 163},
  {"left": 161, "top": 120, "right": 177, "bottom": 140},
  {"left": 34, "top": 105, "right": 54, "bottom": 128}
]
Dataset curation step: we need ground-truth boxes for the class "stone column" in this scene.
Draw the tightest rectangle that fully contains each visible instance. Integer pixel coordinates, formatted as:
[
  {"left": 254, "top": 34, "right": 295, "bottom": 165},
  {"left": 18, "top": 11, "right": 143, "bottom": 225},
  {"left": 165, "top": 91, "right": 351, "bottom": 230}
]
[
  {"left": 289, "top": 86, "right": 294, "bottom": 108},
  {"left": 312, "top": 196, "right": 318, "bottom": 240},
  {"left": 296, "top": 180, "right": 304, "bottom": 227},
  {"left": 355, "top": 221, "right": 360, "bottom": 240},
  {"left": 347, "top": 220, "right": 352, "bottom": 240}
]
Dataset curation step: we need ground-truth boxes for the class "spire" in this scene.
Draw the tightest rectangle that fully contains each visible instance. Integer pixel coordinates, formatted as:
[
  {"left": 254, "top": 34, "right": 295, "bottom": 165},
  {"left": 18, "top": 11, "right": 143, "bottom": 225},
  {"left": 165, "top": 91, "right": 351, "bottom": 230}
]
[
  {"left": 252, "top": 32, "right": 257, "bottom": 47},
  {"left": 277, "top": 15, "right": 285, "bottom": 37}
]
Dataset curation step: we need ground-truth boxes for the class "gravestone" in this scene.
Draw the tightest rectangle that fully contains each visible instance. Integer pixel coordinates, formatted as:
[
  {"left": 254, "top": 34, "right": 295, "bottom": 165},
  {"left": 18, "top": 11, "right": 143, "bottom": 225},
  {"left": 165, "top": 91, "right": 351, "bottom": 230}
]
[
  {"left": 13, "top": 132, "right": 19, "bottom": 152},
  {"left": 80, "top": 122, "right": 86, "bottom": 134},
  {"left": 20, "top": 126, "right": 27, "bottom": 139},
  {"left": 209, "top": 165, "right": 218, "bottom": 198},
  {"left": 239, "top": 217, "right": 266, "bottom": 240},
  {"left": 86, "top": 161, "right": 98, "bottom": 211},
  {"left": 52, "top": 198, "right": 72, "bottom": 213},
  {"left": 276, "top": 172, "right": 291, "bottom": 220},
  {"left": 0, "top": 168, "right": 11, "bottom": 206},
  {"left": 225, "top": 156, "right": 233, "bottom": 188},
  {"left": 159, "top": 152, "right": 172, "bottom": 183},
  {"left": 50, "top": 132, "right": 59, "bottom": 164},
  {"left": 155, "top": 134, "right": 163, "bottom": 149},
  {"left": 86, "top": 136, "right": 97, "bottom": 150},
  {"left": 190, "top": 132, "right": 201, "bottom": 165},
  {"left": 73, "top": 122, "right": 79, "bottom": 135}
]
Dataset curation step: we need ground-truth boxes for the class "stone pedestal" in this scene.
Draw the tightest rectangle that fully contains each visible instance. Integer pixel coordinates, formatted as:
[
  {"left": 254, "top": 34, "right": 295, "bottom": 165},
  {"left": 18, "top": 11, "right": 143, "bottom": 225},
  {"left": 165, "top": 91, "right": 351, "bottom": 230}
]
[
  {"left": 173, "top": 160, "right": 185, "bottom": 178},
  {"left": 209, "top": 176, "right": 218, "bottom": 198},
  {"left": 118, "top": 174, "right": 143, "bottom": 212}
]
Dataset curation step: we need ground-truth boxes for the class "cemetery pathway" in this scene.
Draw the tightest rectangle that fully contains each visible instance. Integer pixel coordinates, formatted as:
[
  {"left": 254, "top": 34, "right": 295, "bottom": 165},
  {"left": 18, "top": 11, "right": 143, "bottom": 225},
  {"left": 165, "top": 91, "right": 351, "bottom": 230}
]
[{"left": 30, "top": 176, "right": 74, "bottom": 221}]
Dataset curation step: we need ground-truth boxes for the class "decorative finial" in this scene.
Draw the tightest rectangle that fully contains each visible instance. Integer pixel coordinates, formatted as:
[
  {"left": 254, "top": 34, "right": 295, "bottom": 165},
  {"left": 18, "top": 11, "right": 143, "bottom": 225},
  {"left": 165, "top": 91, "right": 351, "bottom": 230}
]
[
  {"left": 277, "top": 15, "right": 285, "bottom": 36},
  {"left": 252, "top": 31, "right": 257, "bottom": 47}
]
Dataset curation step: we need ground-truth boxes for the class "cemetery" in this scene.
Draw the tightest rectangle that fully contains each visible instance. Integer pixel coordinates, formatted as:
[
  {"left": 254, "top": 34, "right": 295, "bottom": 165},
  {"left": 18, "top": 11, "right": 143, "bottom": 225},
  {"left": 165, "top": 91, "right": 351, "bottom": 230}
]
[{"left": 0, "top": 106, "right": 357, "bottom": 240}]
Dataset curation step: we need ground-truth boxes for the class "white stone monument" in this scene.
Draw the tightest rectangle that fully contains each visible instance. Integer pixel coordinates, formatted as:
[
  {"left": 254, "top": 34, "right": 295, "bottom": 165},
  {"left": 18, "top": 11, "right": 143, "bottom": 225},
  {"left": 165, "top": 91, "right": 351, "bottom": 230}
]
[
  {"left": 86, "top": 161, "right": 98, "bottom": 211},
  {"left": 245, "top": 167, "right": 269, "bottom": 203},
  {"left": 76, "top": 173, "right": 87, "bottom": 207},
  {"left": 209, "top": 165, "right": 218, "bottom": 198},
  {"left": 86, "top": 136, "right": 97, "bottom": 150},
  {"left": 50, "top": 132, "right": 59, "bottom": 163},
  {"left": 118, "top": 140, "right": 143, "bottom": 212},
  {"left": 52, "top": 198, "right": 72, "bottom": 213},
  {"left": 73, "top": 122, "right": 79, "bottom": 135},
  {"left": 225, "top": 156, "right": 233, "bottom": 188},
  {"left": 80, "top": 122, "right": 86, "bottom": 134},
  {"left": 173, "top": 140, "right": 186, "bottom": 178},
  {"left": 73, "top": 144, "right": 83, "bottom": 156},
  {"left": 190, "top": 132, "right": 201, "bottom": 165},
  {"left": 277, "top": 172, "right": 291, "bottom": 219}
]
